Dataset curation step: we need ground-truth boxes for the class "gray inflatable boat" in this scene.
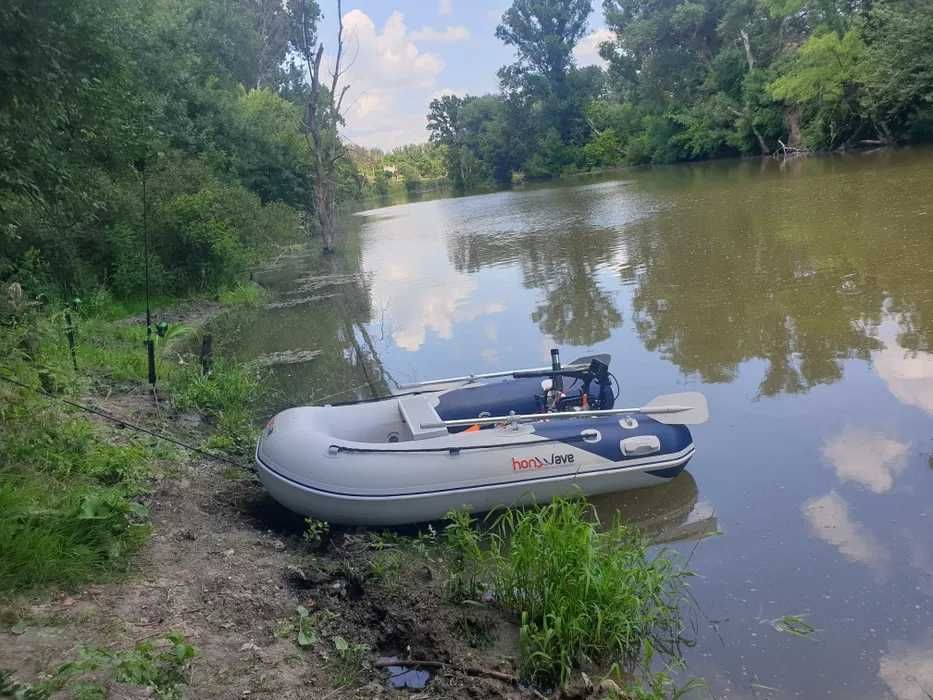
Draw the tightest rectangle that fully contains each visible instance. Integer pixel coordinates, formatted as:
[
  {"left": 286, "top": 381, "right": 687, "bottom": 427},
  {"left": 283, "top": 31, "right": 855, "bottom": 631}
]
[{"left": 255, "top": 352, "right": 708, "bottom": 525}]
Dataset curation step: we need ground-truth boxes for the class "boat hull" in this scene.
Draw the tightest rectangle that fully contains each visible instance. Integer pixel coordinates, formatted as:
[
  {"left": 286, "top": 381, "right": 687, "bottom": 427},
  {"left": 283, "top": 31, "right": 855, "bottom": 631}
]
[
  {"left": 255, "top": 403, "right": 695, "bottom": 525},
  {"left": 256, "top": 445, "right": 694, "bottom": 525}
]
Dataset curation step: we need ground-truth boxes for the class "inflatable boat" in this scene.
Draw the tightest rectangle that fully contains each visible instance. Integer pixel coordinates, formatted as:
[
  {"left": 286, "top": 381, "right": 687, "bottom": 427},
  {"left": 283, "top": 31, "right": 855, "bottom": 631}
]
[{"left": 255, "top": 351, "right": 708, "bottom": 525}]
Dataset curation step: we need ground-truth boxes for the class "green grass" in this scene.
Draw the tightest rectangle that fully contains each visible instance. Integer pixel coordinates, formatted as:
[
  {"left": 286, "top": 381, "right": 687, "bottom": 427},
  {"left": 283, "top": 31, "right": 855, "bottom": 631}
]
[
  {"left": 170, "top": 358, "right": 265, "bottom": 453},
  {"left": 0, "top": 277, "right": 270, "bottom": 594},
  {"left": 443, "top": 498, "right": 690, "bottom": 688},
  {"left": 0, "top": 631, "right": 196, "bottom": 699},
  {"left": 218, "top": 281, "right": 268, "bottom": 307},
  {"left": 0, "top": 390, "right": 154, "bottom": 591}
]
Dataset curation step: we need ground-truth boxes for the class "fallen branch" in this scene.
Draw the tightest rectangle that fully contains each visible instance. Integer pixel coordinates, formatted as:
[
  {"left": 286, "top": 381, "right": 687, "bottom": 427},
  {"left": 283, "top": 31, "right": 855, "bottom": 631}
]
[{"left": 373, "top": 659, "right": 547, "bottom": 698}]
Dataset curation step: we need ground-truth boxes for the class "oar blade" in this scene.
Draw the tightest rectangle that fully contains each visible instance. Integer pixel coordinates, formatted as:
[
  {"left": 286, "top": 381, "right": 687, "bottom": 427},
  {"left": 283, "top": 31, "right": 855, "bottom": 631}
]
[{"left": 643, "top": 392, "right": 709, "bottom": 425}]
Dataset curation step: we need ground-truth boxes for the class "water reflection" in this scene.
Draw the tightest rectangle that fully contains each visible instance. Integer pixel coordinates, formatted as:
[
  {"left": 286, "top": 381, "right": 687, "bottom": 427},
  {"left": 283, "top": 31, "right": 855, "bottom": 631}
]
[
  {"left": 451, "top": 225, "right": 625, "bottom": 345},
  {"left": 874, "top": 310, "right": 933, "bottom": 415},
  {"left": 821, "top": 428, "right": 909, "bottom": 494},
  {"left": 802, "top": 492, "right": 890, "bottom": 569},
  {"left": 589, "top": 472, "right": 718, "bottom": 544},
  {"left": 880, "top": 638, "right": 933, "bottom": 700}
]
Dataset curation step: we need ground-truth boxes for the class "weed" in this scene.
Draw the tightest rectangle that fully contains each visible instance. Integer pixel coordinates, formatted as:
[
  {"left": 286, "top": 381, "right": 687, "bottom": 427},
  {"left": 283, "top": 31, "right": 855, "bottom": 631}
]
[
  {"left": 303, "top": 517, "right": 330, "bottom": 547},
  {"left": 295, "top": 605, "right": 317, "bottom": 647},
  {"left": 369, "top": 550, "right": 402, "bottom": 583},
  {"left": 0, "top": 670, "right": 47, "bottom": 699},
  {"left": 444, "top": 498, "right": 690, "bottom": 687},
  {"left": 0, "top": 384, "right": 154, "bottom": 591},
  {"left": 171, "top": 358, "right": 264, "bottom": 452},
  {"left": 768, "top": 614, "right": 817, "bottom": 639},
  {"left": 330, "top": 636, "right": 370, "bottom": 686},
  {"left": 11, "top": 632, "right": 198, "bottom": 699},
  {"left": 442, "top": 509, "right": 485, "bottom": 602},
  {"left": 604, "top": 644, "right": 705, "bottom": 699},
  {"left": 218, "top": 281, "right": 268, "bottom": 307}
]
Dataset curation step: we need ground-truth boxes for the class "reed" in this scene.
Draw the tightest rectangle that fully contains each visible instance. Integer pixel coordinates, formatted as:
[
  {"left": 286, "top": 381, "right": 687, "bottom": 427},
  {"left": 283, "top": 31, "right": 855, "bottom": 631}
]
[{"left": 444, "top": 498, "right": 689, "bottom": 687}]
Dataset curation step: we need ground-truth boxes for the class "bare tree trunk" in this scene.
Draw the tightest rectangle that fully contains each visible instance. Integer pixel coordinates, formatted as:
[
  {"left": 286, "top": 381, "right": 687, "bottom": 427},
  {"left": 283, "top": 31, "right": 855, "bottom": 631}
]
[
  {"left": 295, "top": 0, "right": 350, "bottom": 255},
  {"left": 739, "top": 29, "right": 755, "bottom": 71},
  {"left": 785, "top": 108, "right": 803, "bottom": 148},
  {"left": 735, "top": 29, "right": 770, "bottom": 155}
]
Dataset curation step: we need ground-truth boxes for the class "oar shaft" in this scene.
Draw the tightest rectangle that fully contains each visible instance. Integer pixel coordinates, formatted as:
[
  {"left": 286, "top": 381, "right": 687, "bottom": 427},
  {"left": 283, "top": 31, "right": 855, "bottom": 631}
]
[
  {"left": 398, "top": 363, "right": 589, "bottom": 389},
  {"left": 420, "top": 404, "right": 690, "bottom": 429}
]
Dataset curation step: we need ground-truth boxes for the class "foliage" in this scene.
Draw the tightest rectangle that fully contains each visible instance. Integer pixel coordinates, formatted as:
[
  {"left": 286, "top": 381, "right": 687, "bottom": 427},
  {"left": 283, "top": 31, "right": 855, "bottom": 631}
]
[
  {"left": 295, "top": 605, "right": 317, "bottom": 647},
  {"left": 0, "top": 0, "right": 349, "bottom": 298},
  {"left": 330, "top": 636, "right": 371, "bottom": 686},
  {"left": 218, "top": 281, "right": 269, "bottom": 307},
  {"left": 0, "top": 320, "right": 156, "bottom": 590},
  {"left": 302, "top": 516, "right": 331, "bottom": 546},
  {"left": 171, "top": 358, "right": 264, "bottom": 453},
  {"left": 30, "top": 632, "right": 197, "bottom": 699},
  {"left": 768, "top": 614, "right": 818, "bottom": 638},
  {"left": 443, "top": 499, "right": 689, "bottom": 687},
  {"left": 424, "top": 0, "right": 933, "bottom": 190}
]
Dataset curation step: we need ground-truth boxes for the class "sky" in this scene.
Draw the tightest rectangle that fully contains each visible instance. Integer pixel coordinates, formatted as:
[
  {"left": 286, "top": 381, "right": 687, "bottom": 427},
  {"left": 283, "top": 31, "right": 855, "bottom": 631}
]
[{"left": 317, "top": 1, "right": 612, "bottom": 151}]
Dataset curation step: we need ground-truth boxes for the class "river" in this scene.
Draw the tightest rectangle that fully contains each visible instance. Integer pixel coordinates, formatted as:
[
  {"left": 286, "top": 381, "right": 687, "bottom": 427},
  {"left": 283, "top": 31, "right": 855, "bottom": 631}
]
[{"left": 223, "top": 147, "right": 933, "bottom": 698}]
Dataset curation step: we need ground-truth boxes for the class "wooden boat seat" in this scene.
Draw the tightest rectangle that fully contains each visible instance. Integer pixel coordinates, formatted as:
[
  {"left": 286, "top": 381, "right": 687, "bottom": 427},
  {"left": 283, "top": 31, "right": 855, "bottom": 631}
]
[{"left": 397, "top": 395, "right": 448, "bottom": 440}]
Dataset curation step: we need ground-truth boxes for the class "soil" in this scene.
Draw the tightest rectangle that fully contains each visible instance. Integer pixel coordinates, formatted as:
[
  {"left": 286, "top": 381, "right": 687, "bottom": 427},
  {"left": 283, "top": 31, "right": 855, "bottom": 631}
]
[{"left": 0, "top": 390, "right": 556, "bottom": 699}]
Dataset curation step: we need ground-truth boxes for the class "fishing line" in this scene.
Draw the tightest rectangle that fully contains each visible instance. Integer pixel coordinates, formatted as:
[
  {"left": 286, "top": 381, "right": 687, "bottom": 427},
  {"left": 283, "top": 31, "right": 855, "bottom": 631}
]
[{"left": 0, "top": 372, "right": 251, "bottom": 470}]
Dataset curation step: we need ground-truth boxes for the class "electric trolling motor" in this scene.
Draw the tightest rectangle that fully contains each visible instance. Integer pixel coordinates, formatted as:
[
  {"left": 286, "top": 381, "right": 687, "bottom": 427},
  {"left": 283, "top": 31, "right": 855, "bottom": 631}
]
[{"left": 514, "top": 349, "right": 616, "bottom": 413}]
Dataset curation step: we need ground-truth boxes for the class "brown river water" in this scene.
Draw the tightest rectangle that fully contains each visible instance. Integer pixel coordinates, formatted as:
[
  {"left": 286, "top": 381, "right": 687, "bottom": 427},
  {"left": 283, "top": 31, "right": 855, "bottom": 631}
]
[{"left": 219, "top": 147, "right": 933, "bottom": 698}]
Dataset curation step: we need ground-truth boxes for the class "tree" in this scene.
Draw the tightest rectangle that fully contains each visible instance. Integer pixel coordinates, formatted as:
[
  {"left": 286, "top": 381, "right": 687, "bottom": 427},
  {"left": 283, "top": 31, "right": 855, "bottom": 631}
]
[
  {"left": 288, "top": 0, "right": 350, "bottom": 254},
  {"left": 496, "top": 0, "right": 593, "bottom": 145},
  {"left": 496, "top": 0, "right": 592, "bottom": 99}
]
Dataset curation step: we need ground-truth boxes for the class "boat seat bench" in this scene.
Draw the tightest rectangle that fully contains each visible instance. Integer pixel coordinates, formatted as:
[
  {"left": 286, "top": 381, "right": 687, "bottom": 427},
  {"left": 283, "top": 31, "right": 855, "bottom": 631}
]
[{"left": 397, "top": 395, "right": 448, "bottom": 440}]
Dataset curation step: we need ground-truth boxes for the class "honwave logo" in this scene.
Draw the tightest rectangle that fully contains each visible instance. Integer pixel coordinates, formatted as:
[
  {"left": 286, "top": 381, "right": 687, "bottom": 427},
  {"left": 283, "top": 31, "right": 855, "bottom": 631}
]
[{"left": 511, "top": 453, "right": 575, "bottom": 471}]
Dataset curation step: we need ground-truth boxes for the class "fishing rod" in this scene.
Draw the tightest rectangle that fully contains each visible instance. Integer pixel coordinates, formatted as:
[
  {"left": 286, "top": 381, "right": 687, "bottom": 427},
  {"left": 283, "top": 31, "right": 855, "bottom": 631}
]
[
  {"left": 420, "top": 392, "right": 709, "bottom": 429},
  {"left": 136, "top": 157, "right": 157, "bottom": 386}
]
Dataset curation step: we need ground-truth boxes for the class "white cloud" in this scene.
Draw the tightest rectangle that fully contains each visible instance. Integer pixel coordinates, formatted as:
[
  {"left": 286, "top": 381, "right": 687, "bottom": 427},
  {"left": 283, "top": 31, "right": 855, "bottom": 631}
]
[
  {"left": 802, "top": 492, "right": 889, "bottom": 569},
  {"left": 335, "top": 10, "right": 445, "bottom": 149},
  {"left": 873, "top": 312, "right": 933, "bottom": 415},
  {"left": 410, "top": 25, "right": 470, "bottom": 43},
  {"left": 880, "top": 640, "right": 933, "bottom": 700},
  {"left": 574, "top": 28, "right": 615, "bottom": 67},
  {"left": 438, "top": 0, "right": 453, "bottom": 16},
  {"left": 821, "top": 428, "right": 909, "bottom": 494}
]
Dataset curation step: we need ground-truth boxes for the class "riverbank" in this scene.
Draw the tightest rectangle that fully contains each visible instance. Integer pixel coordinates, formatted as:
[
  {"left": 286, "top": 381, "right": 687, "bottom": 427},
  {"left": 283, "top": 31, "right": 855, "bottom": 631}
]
[{"left": 0, "top": 277, "right": 689, "bottom": 699}]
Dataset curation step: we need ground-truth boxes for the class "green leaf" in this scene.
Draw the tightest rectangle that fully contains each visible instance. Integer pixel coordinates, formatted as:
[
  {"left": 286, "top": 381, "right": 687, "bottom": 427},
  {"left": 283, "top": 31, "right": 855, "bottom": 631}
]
[{"left": 333, "top": 635, "right": 348, "bottom": 653}]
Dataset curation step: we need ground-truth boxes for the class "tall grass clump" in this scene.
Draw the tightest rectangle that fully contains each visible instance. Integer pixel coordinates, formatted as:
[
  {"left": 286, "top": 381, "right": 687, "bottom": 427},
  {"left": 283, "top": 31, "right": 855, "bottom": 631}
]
[
  {"left": 171, "top": 358, "right": 265, "bottom": 453},
  {"left": 444, "top": 498, "right": 689, "bottom": 688},
  {"left": 218, "top": 281, "right": 268, "bottom": 307}
]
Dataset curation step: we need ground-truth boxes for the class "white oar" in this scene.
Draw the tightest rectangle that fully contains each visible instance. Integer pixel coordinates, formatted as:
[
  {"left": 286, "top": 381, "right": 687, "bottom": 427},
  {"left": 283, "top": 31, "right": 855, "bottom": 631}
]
[
  {"left": 420, "top": 392, "right": 709, "bottom": 429},
  {"left": 397, "top": 363, "right": 590, "bottom": 389}
]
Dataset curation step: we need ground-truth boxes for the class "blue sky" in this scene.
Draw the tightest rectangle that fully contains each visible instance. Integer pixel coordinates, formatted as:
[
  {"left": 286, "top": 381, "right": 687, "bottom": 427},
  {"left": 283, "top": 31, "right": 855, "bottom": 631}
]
[{"left": 318, "top": 1, "right": 611, "bottom": 150}]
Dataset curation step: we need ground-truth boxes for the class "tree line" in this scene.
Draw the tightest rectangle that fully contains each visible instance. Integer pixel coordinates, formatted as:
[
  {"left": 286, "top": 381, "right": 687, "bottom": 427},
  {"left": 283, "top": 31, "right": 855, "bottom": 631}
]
[{"left": 427, "top": 0, "right": 933, "bottom": 190}]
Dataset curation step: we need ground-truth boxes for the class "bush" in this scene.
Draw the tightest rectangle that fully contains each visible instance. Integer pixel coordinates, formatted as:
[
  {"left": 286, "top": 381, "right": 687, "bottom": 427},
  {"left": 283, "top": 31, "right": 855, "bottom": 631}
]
[{"left": 444, "top": 498, "right": 689, "bottom": 687}]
